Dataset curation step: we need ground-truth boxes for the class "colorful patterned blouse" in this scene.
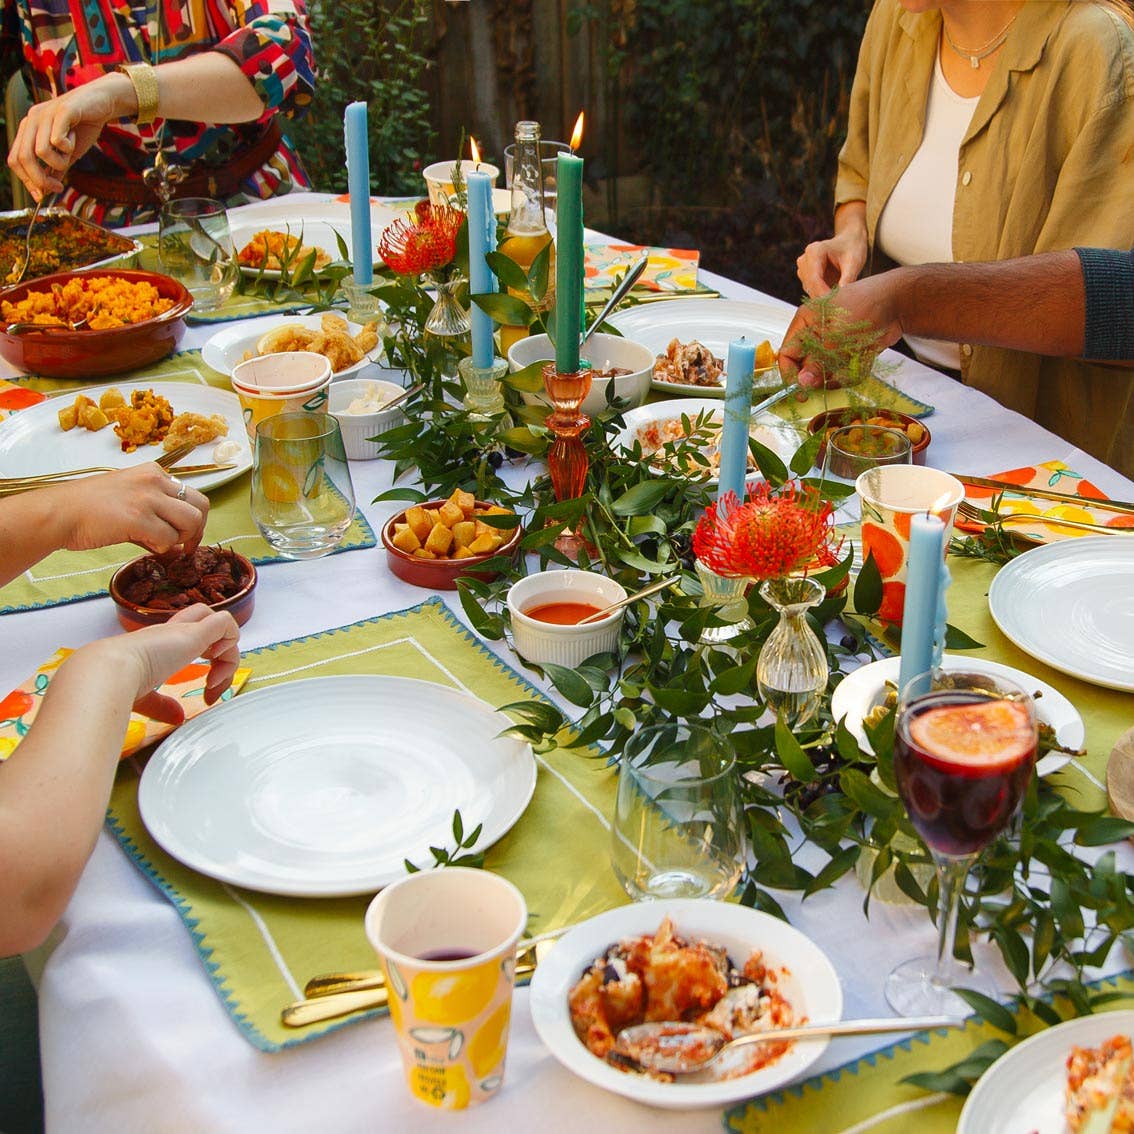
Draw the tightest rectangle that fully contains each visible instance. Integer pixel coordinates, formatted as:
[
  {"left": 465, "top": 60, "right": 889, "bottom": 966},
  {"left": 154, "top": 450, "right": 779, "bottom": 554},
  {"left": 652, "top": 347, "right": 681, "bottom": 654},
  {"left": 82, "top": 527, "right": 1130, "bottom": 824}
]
[{"left": 1, "top": 0, "right": 317, "bottom": 225}]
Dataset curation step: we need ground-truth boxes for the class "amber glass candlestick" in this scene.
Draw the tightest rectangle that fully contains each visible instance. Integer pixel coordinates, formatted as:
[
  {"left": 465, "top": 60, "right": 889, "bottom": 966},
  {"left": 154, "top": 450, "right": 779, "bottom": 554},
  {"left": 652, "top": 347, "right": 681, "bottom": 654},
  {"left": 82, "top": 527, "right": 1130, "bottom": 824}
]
[{"left": 541, "top": 361, "right": 595, "bottom": 558}]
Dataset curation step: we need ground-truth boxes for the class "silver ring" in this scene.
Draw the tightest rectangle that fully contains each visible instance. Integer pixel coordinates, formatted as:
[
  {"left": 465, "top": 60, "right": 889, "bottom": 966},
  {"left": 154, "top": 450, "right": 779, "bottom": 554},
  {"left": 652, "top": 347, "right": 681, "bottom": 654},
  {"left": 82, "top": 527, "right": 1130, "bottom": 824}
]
[{"left": 170, "top": 476, "right": 187, "bottom": 501}]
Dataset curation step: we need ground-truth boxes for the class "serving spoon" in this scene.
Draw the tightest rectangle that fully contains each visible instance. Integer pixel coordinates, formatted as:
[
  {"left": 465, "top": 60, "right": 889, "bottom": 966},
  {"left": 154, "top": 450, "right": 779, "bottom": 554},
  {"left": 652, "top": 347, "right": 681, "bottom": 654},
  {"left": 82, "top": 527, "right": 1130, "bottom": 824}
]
[
  {"left": 5, "top": 316, "right": 90, "bottom": 334},
  {"left": 581, "top": 252, "right": 649, "bottom": 346},
  {"left": 615, "top": 1015, "right": 962, "bottom": 1075},
  {"left": 576, "top": 573, "right": 681, "bottom": 625}
]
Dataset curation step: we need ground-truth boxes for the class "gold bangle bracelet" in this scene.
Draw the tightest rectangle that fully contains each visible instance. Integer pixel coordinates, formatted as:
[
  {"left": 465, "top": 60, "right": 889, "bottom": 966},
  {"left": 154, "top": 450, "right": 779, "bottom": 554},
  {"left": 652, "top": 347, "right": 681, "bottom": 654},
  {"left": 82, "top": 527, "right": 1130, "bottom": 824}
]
[{"left": 118, "top": 62, "right": 160, "bottom": 126}]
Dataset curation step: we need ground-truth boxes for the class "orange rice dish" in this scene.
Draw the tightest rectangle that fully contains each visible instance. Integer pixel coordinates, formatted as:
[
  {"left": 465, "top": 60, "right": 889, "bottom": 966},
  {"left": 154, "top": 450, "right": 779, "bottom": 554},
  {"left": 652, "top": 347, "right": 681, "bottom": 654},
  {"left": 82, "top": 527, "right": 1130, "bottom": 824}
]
[{"left": 1, "top": 276, "right": 175, "bottom": 330}]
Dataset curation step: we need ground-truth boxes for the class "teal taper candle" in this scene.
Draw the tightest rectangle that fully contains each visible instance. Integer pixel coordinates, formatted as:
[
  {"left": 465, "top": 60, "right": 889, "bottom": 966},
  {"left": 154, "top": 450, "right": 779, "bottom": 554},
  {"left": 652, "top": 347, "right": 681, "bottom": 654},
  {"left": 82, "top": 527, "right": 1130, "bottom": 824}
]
[{"left": 555, "top": 152, "right": 583, "bottom": 373}]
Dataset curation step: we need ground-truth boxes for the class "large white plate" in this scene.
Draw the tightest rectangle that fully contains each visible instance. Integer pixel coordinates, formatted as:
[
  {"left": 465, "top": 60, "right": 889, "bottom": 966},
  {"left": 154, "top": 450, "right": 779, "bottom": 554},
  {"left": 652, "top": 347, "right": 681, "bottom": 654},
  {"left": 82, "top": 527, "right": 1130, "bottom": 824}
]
[
  {"left": 138, "top": 675, "right": 537, "bottom": 897},
  {"left": 607, "top": 298, "right": 794, "bottom": 398},
  {"left": 201, "top": 314, "right": 383, "bottom": 380},
  {"left": 529, "top": 899, "right": 842, "bottom": 1110},
  {"left": 830, "top": 655, "right": 1085, "bottom": 778},
  {"left": 988, "top": 538, "right": 1134, "bottom": 693},
  {"left": 0, "top": 380, "right": 250, "bottom": 492},
  {"left": 613, "top": 397, "right": 803, "bottom": 486},
  {"left": 958, "top": 1010, "right": 1134, "bottom": 1134}
]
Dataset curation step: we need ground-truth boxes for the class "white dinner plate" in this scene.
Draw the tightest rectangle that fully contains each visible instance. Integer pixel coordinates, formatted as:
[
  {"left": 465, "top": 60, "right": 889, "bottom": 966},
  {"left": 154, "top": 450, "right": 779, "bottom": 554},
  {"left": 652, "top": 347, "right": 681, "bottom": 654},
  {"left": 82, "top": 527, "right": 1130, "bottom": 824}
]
[
  {"left": 529, "top": 899, "right": 842, "bottom": 1110},
  {"left": 606, "top": 298, "right": 794, "bottom": 398},
  {"left": 958, "top": 1010, "right": 1134, "bottom": 1134},
  {"left": 988, "top": 538, "right": 1134, "bottom": 693},
  {"left": 201, "top": 314, "right": 383, "bottom": 380},
  {"left": 138, "top": 675, "right": 537, "bottom": 897},
  {"left": 829, "top": 655, "right": 1085, "bottom": 778},
  {"left": 612, "top": 397, "right": 803, "bottom": 486},
  {"left": 0, "top": 380, "right": 250, "bottom": 492}
]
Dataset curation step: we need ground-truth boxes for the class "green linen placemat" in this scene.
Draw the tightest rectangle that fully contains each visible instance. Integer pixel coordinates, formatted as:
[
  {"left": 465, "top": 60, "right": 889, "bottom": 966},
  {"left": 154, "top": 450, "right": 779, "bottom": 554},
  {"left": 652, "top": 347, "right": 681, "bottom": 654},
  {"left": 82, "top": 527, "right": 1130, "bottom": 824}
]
[
  {"left": 0, "top": 351, "right": 375, "bottom": 613},
  {"left": 14, "top": 345, "right": 230, "bottom": 395},
  {"left": 104, "top": 598, "right": 627, "bottom": 1052},
  {"left": 724, "top": 976, "right": 1134, "bottom": 1134},
  {"left": 770, "top": 376, "right": 935, "bottom": 422}
]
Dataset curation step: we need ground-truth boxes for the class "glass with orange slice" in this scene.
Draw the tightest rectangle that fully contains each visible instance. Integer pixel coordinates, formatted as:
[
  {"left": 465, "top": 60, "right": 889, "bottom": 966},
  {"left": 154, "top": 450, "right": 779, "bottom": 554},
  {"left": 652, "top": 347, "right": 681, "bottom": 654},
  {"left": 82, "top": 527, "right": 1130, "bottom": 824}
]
[{"left": 885, "top": 669, "right": 1038, "bottom": 1017}]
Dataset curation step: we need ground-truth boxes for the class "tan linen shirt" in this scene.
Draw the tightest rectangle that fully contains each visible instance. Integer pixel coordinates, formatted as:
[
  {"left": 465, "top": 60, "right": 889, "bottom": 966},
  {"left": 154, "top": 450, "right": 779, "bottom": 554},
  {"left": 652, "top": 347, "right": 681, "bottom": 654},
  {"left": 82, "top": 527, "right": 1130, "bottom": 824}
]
[{"left": 836, "top": 0, "right": 1134, "bottom": 476}]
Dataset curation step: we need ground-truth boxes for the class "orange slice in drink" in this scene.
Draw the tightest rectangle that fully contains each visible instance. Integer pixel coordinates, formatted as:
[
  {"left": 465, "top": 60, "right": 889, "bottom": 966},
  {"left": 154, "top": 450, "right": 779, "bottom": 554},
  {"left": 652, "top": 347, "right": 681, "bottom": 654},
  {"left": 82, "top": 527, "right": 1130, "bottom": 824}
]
[{"left": 908, "top": 700, "right": 1034, "bottom": 773}]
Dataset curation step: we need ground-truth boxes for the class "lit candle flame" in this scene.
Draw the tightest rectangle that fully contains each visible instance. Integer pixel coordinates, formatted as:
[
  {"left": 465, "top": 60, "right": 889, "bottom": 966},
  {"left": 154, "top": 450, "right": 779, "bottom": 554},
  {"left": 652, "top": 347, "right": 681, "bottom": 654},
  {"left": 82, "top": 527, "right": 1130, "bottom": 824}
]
[
  {"left": 928, "top": 491, "right": 954, "bottom": 519},
  {"left": 469, "top": 136, "right": 481, "bottom": 167},
  {"left": 570, "top": 111, "right": 585, "bottom": 152}
]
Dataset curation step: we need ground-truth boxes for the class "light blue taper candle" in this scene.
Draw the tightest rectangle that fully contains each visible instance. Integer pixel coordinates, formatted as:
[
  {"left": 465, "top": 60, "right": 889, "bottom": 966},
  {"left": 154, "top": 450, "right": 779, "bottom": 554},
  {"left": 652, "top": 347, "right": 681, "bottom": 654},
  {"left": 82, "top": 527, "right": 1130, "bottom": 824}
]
[
  {"left": 344, "top": 101, "right": 373, "bottom": 287},
  {"left": 898, "top": 512, "right": 949, "bottom": 691},
  {"left": 466, "top": 170, "right": 497, "bottom": 368},
  {"left": 716, "top": 338, "right": 756, "bottom": 509}
]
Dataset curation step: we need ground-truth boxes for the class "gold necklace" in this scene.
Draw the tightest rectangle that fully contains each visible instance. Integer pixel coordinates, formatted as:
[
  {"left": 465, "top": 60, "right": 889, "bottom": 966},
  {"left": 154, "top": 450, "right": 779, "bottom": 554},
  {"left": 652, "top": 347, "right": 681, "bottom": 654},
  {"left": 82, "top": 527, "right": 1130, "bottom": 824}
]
[{"left": 943, "top": 9, "right": 1021, "bottom": 69}]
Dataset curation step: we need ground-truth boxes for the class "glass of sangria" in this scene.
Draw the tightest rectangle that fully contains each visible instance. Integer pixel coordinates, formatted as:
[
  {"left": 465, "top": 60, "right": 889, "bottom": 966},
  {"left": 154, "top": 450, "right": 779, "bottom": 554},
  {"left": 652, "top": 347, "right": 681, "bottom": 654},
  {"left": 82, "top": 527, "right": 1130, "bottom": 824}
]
[{"left": 885, "top": 668, "right": 1037, "bottom": 1017}]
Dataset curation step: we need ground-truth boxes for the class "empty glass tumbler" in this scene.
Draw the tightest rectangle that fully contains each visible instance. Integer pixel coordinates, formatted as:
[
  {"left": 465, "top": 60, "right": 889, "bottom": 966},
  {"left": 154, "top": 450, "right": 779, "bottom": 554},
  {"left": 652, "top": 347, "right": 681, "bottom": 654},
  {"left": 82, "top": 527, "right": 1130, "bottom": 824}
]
[{"left": 157, "top": 197, "right": 239, "bottom": 312}]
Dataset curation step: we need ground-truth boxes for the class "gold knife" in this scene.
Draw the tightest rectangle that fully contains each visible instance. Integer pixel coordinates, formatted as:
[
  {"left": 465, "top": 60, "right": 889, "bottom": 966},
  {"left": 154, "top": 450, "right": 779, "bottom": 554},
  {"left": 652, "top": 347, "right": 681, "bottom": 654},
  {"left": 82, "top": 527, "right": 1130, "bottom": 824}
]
[{"left": 952, "top": 473, "right": 1134, "bottom": 516}]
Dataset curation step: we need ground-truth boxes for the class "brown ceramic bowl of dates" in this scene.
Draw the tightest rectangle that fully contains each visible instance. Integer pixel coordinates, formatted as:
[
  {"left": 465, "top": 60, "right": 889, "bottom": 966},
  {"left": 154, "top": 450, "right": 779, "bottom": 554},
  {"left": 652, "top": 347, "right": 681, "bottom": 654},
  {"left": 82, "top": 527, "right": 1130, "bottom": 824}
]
[{"left": 109, "top": 546, "right": 257, "bottom": 631}]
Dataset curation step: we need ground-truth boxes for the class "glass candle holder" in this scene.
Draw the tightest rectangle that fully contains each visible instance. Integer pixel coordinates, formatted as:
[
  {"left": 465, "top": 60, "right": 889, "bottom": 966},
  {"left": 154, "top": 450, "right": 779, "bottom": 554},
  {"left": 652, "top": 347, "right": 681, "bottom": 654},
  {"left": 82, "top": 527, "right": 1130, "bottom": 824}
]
[
  {"left": 337, "top": 274, "right": 385, "bottom": 328},
  {"left": 457, "top": 356, "right": 511, "bottom": 424},
  {"left": 541, "top": 361, "right": 594, "bottom": 559}
]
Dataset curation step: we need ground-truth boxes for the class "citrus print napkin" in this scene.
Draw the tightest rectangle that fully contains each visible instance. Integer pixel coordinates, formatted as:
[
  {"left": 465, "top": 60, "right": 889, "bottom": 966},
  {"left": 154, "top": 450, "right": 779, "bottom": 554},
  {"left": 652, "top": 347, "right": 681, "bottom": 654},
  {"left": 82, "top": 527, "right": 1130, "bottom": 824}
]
[
  {"left": 956, "top": 459, "right": 1134, "bottom": 544},
  {"left": 0, "top": 648, "right": 251, "bottom": 762},
  {"left": 0, "top": 378, "right": 46, "bottom": 421},
  {"left": 584, "top": 242, "right": 700, "bottom": 293}
]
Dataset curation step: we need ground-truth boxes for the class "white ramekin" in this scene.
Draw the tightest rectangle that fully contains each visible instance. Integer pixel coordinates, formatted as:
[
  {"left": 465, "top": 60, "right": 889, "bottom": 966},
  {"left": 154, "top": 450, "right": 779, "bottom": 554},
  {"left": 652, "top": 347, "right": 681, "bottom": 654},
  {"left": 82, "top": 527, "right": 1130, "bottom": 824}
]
[{"left": 328, "top": 378, "right": 408, "bottom": 460}]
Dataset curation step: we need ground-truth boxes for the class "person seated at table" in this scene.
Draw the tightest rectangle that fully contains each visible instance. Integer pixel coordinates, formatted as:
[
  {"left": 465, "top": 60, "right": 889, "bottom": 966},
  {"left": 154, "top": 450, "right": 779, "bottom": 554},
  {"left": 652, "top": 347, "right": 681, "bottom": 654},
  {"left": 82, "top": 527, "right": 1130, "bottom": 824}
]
[
  {"left": 0, "top": 463, "right": 241, "bottom": 955},
  {"left": 2, "top": 0, "right": 316, "bottom": 226},
  {"left": 779, "top": 248, "right": 1134, "bottom": 473},
  {"left": 795, "top": 0, "right": 1134, "bottom": 470}
]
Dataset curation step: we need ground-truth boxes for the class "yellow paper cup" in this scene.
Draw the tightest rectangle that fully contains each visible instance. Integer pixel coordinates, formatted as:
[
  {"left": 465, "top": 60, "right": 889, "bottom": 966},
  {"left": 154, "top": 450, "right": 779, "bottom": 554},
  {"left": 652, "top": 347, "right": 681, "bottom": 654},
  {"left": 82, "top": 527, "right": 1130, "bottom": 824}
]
[
  {"left": 231, "top": 351, "right": 332, "bottom": 441},
  {"left": 855, "top": 465, "right": 964, "bottom": 625},
  {"left": 365, "top": 868, "right": 526, "bottom": 1109}
]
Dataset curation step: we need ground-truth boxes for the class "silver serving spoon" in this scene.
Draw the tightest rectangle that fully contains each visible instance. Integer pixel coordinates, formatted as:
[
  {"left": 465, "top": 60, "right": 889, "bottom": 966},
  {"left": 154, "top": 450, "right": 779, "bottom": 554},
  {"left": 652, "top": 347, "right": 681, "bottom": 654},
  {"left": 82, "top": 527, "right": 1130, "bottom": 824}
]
[
  {"left": 581, "top": 252, "right": 649, "bottom": 346},
  {"left": 6, "top": 193, "right": 55, "bottom": 286},
  {"left": 616, "top": 1015, "right": 962, "bottom": 1075},
  {"left": 576, "top": 574, "right": 681, "bottom": 625},
  {"left": 5, "top": 316, "right": 90, "bottom": 334}
]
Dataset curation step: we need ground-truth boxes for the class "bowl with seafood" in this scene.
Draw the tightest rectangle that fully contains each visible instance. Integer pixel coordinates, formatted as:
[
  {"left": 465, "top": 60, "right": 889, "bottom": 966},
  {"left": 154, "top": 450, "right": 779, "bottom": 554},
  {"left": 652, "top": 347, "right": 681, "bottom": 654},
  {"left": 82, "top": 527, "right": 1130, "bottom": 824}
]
[
  {"left": 808, "top": 407, "right": 931, "bottom": 471},
  {"left": 0, "top": 269, "right": 192, "bottom": 379},
  {"left": 110, "top": 545, "right": 257, "bottom": 631},
  {"left": 201, "top": 312, "right": 383, "bottom": 383},
  {"left": 529, "top": 900, "right": 841, "bottom": 1109},
  {"left": 506, "top": 332, "right": 653, "bottom": 417},
  {"left": 382, "top": 491, "right": 522, "bottom": 590}
]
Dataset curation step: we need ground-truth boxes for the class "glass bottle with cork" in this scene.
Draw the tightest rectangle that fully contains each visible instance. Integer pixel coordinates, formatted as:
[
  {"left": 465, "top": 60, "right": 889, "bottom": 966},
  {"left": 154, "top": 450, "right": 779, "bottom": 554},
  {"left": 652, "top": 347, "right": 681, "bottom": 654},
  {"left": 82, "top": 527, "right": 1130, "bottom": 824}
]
[{"left": 497, "top": 120, "right": 556, "bottom": 354}]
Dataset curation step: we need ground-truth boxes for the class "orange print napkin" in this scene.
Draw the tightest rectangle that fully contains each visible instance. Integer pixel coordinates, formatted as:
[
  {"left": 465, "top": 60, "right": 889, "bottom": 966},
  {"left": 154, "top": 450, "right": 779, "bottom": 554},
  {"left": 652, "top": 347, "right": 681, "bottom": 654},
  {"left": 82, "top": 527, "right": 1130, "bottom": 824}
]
[
  {"left": 0, "top": 649, "right": 251, "bottom": 762},
  {"left": 584, "top": 242, "right": 700, "bottom": 293},
  {"left": 956, "top": 459, "right": 1134, "bottom": 544},
  {"left": 0, "top": 378, "right": 46, "bottom": 422}
]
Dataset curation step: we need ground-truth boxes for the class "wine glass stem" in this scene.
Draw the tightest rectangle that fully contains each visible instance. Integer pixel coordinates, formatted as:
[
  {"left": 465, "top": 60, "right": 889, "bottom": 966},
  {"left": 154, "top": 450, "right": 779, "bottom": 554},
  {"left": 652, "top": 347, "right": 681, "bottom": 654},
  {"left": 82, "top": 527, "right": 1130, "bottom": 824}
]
[{"left": 932, "top": 852, "right": 975, "bottom": 987}]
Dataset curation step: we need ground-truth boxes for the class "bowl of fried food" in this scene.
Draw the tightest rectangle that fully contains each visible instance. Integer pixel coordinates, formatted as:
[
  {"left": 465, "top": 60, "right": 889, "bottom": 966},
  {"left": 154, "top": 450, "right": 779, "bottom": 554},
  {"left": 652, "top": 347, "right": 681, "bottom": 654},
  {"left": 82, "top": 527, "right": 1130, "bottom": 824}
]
[
  {"left": 201, "top": 313, "right": 382, "bottom": 383},
  {"left": 0, "top": 269, "right": 192, "bottom": 379},
  {"left": 110, "top": 545, "right": 257, "bottom": 631},
  {"left": 382, "top": 490, "right": 521, "bottom": 590},
  {"left": 808, "top": 407, "right": 931, "bottom": 468}
]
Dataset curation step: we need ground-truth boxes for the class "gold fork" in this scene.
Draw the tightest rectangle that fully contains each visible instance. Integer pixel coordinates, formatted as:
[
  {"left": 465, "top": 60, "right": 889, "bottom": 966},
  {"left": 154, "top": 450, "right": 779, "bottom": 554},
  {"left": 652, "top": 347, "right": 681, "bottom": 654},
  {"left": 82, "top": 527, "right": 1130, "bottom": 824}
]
[
  {"left": 957, "top": 500, "right": 1133, "bottom": 536},
  {"left": 0, "top": 441, "right": 198, "bottom": 492}
]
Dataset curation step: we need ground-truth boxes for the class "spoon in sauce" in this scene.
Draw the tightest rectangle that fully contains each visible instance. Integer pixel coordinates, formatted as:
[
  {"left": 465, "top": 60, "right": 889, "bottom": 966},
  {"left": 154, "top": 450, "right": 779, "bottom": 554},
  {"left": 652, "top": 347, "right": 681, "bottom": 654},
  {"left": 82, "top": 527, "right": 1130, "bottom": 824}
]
[
  {"left": 616, "top": 1016, "right": 961, "bottom": 1075},
  {"left": 576, "top": 573, "right": 681, "bottom": 625}
]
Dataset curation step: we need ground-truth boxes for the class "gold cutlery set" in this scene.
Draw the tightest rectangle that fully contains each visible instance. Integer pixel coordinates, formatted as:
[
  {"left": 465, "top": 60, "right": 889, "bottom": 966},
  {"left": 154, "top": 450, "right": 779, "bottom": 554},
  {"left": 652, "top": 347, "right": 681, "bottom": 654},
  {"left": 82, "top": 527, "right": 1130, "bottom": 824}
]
[{"left": 952, "top": 472, "right": 1134, "bottom": 535}]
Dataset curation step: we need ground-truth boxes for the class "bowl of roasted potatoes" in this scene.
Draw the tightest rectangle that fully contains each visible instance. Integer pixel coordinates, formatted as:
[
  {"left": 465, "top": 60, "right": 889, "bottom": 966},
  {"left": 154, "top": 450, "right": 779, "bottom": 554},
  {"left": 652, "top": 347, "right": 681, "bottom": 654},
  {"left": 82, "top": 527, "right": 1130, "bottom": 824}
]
[{"left": 382, "top": 490, "right": 521, "bottom": 589}]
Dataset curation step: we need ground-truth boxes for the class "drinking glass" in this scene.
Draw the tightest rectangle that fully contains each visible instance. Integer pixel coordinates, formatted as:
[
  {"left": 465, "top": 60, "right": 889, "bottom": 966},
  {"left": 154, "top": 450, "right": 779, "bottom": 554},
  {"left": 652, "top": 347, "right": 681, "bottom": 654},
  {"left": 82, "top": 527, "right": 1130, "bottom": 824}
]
[
  {"left": 611, "top": 722, "right": 745, "bottom": 901},
  {"left": 885, "top": 669, "right": 1038, "bottom": 1016},
  {"left": 157, "top": 197, "right": 239, "bottom": 312},
  {"left": 251, "top": 412, "right": 355, "bottom": 560},
  {"left": 821, "top": 423, "right": 912, "bottom": 488}
]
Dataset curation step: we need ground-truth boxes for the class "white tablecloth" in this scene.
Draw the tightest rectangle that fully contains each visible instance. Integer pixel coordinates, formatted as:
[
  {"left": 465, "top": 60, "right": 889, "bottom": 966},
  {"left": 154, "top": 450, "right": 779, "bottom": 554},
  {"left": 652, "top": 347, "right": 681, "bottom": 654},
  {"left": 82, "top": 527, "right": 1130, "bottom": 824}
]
[{"left": 8, "top": 204, "right": 1134, "bottom": 1132}]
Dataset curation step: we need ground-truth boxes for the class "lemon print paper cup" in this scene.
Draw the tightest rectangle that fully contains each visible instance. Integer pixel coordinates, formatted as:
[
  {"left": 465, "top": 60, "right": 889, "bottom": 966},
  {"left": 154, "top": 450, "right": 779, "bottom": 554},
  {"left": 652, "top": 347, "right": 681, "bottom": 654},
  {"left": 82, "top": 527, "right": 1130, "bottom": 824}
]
[
  {"left": 231, "top": 351, "right": 332, "bottom": 441},
  {"left": 365, "top": 868, "right": 526, "bottom": 1109}
]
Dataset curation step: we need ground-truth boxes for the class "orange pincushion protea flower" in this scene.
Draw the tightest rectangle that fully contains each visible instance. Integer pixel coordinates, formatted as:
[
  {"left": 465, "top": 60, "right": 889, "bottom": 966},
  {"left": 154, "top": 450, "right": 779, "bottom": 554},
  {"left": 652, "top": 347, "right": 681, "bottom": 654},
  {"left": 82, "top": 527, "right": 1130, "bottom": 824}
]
[
  {"left": 377, "top": 204, "right": 465, "bottom": 276},
  {"left": 693, "top": 482, "right": 839, "bottom": 581}
]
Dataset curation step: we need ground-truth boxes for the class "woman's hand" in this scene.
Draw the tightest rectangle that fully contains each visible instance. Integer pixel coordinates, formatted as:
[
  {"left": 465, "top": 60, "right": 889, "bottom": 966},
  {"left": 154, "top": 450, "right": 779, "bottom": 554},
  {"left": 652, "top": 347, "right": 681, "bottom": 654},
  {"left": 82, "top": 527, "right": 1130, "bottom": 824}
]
[
  {"left": 796, "top": 227, "right": 870, "bottom": 297},
  {"left": 7, "top": 74, "right": 134, "bottom": 201}
]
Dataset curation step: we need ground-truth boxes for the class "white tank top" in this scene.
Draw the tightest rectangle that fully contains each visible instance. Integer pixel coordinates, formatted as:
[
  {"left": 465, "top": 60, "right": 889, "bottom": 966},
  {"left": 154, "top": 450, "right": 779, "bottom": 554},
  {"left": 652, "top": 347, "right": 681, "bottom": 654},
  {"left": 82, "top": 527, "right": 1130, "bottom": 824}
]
[{"left": 875, "top": 52, "right": 979, "bottom": 371}]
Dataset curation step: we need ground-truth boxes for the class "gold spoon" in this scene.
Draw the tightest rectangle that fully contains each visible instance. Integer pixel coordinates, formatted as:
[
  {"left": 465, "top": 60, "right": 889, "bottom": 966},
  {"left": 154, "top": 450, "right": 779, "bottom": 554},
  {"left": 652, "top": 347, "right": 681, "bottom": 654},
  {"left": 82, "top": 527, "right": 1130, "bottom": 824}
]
[{"left": 577, "top": 574, "right": 681, "bottom": 625}]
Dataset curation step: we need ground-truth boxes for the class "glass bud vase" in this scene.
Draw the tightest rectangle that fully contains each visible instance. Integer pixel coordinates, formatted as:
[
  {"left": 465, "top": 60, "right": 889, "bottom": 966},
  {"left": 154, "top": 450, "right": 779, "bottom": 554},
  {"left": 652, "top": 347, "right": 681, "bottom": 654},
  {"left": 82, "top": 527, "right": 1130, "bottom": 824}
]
[
  {"left": 694, "top": 558, "right": 752, "bottom": 644},
  {"left": 423, "top": 272, "right": 472, "bottom": 338},
  {"left": 756, "top": 576, "right": 828, "bottom": 727}
]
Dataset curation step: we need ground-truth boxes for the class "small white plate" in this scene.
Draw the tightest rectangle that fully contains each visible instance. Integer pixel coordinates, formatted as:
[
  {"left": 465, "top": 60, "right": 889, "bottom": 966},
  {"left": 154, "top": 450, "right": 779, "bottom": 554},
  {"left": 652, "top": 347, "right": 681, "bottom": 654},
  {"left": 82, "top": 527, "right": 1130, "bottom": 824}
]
[
  {"left": 201, "top": 314, "right": 383, "bottom": 380},
  {"left": 830, "top": 655, "right": 1085, "bottom": 778},
  {"left": 0, "top": 380, "right": 249, "bottom": 493},
  {"left": 138, "top": 675, "right": 537, "bottom": 897},
  {"left": 988, "top": 537, "right": 1134, "bottom": 693},
  {"left": 958, "top": 1010, "right": 1134, "bottom": 1134},
  {"left": 607, "top": 298, "right": 793, "bottom": 398},
  {"left": 528, "top": 898, "right": 842, "bottom": 1110},
  {"left": 613, "top": 397, "right": 802, "bottom": 486}
]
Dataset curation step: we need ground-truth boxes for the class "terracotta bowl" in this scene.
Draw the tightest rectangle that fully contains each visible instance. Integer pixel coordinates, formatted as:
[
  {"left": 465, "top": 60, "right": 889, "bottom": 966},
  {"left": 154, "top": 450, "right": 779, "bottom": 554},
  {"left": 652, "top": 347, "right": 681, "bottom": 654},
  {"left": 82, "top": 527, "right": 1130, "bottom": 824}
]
[
  {"left": 382, "top": 500, "right": 522, "bottom": 590},
  {"left": 807, "top": 406, "right": 932, "bottom": 469},
  {"left": 109, "top": 549, "right": 257, "bottom": 632},
  {"left": 0, "top": 268, "right": 192, "bottom": 379}
]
